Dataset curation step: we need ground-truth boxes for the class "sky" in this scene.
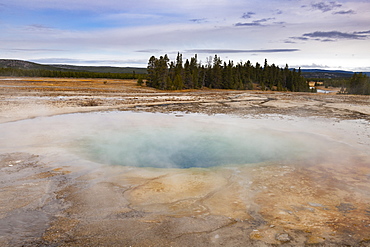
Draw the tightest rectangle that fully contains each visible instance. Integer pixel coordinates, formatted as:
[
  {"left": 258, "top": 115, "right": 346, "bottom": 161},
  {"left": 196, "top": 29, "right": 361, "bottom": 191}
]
[{"left": 0, "top": 0, "right": 369, "bottom": 71}]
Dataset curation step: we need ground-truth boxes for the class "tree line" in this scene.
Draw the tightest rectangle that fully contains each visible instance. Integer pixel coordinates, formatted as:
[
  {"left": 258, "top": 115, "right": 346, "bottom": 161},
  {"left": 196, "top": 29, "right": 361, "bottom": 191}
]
[
  {"left": 0, "top": 67, "right": 137, "bottom": 80},
  {"left": 146, "top": 53, "right": 311, "bottom": 92},
  {"left": 310, "top": 72, "right": 370, "bottom": 95},
  {"left": 346, "top": 73, "right": 370, "bottom": 95}
]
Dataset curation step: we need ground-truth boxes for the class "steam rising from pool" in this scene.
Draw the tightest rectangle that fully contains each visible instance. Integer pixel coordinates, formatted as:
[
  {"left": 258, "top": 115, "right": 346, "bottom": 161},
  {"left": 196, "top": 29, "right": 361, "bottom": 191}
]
[{"left": 74, "top": 113, "right": 325, "bottom": 169}]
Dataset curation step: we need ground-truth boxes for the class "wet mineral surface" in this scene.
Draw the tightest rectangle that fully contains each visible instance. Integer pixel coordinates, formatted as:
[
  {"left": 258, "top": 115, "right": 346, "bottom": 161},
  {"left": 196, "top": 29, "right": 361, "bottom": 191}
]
[{"left": 1, "top": 78, "right": 370, "bottom": 246}]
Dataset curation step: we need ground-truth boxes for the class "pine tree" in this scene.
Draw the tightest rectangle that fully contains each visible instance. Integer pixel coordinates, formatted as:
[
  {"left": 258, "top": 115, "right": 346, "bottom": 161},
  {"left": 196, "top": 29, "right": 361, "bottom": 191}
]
[
  {"left": 147, "top": 56, "right": 158, "bottom": 88},
  {"left": 190, "top": 55, "right": 200, "bottom": 88},
  {"left": 348, "top": 73, "right": 370, "bottom": 95},
  {"left": 211, "top": 55, "right": 222, "bottom": 88}
]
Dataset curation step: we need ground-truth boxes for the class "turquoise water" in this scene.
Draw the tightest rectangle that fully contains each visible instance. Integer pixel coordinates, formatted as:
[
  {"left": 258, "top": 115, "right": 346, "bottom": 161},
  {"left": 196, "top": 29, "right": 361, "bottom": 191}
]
[
  {"left": 76, "top": 118, "right": 319, "bottom": 169},
  {"left": 0, "top": 111, "right": 348, "bottom": 169}
]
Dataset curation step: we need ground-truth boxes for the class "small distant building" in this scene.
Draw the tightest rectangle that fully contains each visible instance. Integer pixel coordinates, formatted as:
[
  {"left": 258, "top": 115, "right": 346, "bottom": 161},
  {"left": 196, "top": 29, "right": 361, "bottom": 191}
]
[{"left": 308, "top": 81, "right": 324, "bottom": 87}]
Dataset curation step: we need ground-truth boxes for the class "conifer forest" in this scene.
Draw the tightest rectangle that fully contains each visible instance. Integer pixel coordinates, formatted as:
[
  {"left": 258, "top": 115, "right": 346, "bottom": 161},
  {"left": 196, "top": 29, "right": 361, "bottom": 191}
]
[{"left": 146, "top": 53, "right": 311, "bottom": 92}]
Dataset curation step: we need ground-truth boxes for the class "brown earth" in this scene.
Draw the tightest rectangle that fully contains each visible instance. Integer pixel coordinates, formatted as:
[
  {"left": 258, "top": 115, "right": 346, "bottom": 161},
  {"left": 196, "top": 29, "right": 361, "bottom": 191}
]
[
  {"left": 1, "top": 77, "right": 369, "bottom": 123},
  {"left": 1, "top": 77, "right": 370, "bottom": 246}
]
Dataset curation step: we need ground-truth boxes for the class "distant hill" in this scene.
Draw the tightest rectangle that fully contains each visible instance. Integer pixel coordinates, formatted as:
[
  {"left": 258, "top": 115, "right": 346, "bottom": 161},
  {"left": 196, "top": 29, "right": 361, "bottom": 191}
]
[
  {"left": 0, "top": 59, "right": 147, "bottom": 74},
  {"left": 299, "top": 69, "right": 370, "bottom": 79},
  {"left": 299, "top": 69, "right": 354, "bottom": 79},
  {"left": 0, "top": 59, "right": 66, "bottom": 71},
  {"left": 50, "top": 64, "right": 147, "bottom": 74}
]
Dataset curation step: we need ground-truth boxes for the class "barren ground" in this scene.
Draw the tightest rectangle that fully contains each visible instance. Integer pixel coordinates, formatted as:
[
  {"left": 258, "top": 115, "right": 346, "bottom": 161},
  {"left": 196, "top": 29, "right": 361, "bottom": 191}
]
[{"left": 0, "top": 77, "right": 370, "bottom": 246}]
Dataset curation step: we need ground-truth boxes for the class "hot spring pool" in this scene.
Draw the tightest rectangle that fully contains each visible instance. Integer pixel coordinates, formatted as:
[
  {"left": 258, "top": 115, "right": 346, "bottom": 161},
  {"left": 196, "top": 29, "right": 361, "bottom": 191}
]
[
  {"left": 0, "top": 111, "right": 365, "bottom": 170},
  {"left": 74, "top": 115, "right": 327, "bottom": 169}
]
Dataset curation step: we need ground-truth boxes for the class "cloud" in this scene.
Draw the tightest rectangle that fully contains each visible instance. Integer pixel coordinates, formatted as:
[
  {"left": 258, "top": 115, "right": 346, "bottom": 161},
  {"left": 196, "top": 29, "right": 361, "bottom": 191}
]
[
  {"left": 189, "top": 18, "right": 207, "bottom": 23},
  {"left": 235, "top": 22, "right": 261, "bottom": 27},
  {"left": 185, "top": 49, "right": 300, "bottom": 54},
  {"left": 290, "top": 37, "right": 309, "bottom": 41},
  {"left": 136, "top": 49, "right": 163, "bottom": 53},
  {"left": 354, "top": 30, "right": 370, "bottom": 35},
  {"left": 352, "top": 66, "right": 370, "bottom": 72},
  {"left": 2, "top": 0, "right": 369, "bottom": 71},
  {"left": 303, "top": 31, "right": 368, "bottom": 40},
  {"left": 235, "top": 17, "right": 275, "bottom": 27},
  {"left": 7, "top": 48, "right": 66, "bottom": 52},
  {"left": 294, "top": 63, "right": 330, "bottom": 69},
  {"left": 320, "top": 38, "right": 335, "bottom": 42},
  {"left": 24, "top": 24, "right": 54, "bottom": 31},
  {"left": 103, "top": 12, "right": 162, "bottom": 21},
  {"left": 5, "top": 0, "right": 248, "bottom": 17},
  {"left": 241, "top": 12, "right": 255, "bottom": 19},
  {"left": 288, "top": 30, "right": 370, "bottom": 43},
  {"left": 254, "top": 18, "right": 274, "bottom": 23},
  {"left": 275, "top": 9, "right": 283, "bottom": 15},
  {"left": 32, "top": 58, "right": 147, "bottom": 65},
  {"left": 333, "top": 10, "right": 355, "bottom": 15},
  {"left": 311, "top": 1, "right": 342, "bottom": 12}
]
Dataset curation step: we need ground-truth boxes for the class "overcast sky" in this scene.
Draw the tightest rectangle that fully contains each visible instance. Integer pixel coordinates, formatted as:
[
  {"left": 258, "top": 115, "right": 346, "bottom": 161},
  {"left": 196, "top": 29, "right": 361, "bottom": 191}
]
[{"left": 1, "top": 0, "right": 369, "bottom": 71}]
